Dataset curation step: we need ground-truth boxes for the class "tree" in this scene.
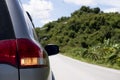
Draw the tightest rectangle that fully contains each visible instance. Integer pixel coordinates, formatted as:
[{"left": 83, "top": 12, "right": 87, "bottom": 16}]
[
  {"left": 93, "top": 7, "right": 100, "bottom": 14},
  {"left": 80, "top": 6, "right": 91, "bottom": 13}
]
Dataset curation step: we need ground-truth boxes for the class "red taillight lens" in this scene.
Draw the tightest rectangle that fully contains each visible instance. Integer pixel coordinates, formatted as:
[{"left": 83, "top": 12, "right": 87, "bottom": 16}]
[
  {"left": 17, "top": 39, "right": 48, "bottom": 68},
  {"left": 0, "top": 39, "right": 17, "bottom": 66},
  {"left": 0, "top": 39, "right": 48, "bottom": 68}
]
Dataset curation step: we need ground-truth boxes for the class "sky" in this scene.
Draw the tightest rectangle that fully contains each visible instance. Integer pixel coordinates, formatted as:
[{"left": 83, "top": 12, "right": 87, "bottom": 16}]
[{"left": 20, "top": 0, "right": 120, "bottom": 27}]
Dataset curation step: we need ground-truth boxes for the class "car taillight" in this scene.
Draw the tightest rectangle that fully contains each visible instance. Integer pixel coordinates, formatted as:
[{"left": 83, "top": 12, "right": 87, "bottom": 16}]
[
  {"left": 17, "top": 39, "right": 48, "bottom": 68},
  {"left": 0, "top": 39, "right": 17, "bottom": 66}
]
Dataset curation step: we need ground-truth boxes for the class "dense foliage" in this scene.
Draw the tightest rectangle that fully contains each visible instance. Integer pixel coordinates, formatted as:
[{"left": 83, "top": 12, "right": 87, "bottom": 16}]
[{"left": 36, "top": 6, "right": 120, "bottom": 69}]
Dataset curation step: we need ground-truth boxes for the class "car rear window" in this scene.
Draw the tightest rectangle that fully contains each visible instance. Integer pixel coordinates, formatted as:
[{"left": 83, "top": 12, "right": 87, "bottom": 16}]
[{"left": 0, "top": 0, "right": 15, "bottom": 40}]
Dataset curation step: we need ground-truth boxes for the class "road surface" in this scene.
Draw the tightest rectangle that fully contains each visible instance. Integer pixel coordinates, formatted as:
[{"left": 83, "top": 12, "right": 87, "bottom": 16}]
[{"left": 49, "top": 54, "right": 120, "bottom": 80}]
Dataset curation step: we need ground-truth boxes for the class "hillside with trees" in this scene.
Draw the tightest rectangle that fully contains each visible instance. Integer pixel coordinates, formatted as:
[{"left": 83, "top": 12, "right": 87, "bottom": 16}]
[{"left": 35, "top": 6, "right": 120, "bottom": 69}]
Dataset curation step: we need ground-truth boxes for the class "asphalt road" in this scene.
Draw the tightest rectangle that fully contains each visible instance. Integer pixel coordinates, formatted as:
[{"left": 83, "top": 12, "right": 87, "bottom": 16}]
[{"left": 49, "top": 54, "right": 120, "bottom": 80}]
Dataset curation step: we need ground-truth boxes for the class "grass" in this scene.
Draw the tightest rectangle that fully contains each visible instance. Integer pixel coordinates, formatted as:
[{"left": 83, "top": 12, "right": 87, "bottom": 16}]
[
  {"left": 60, "top": 41, "right": 120, "bottom": 70},
  {"left": 62, "top": 53, "right": 120, "bottom": 70}
]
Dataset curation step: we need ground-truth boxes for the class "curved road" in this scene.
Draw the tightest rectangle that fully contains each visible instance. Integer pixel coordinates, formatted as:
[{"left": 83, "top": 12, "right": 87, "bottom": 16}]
[{"left": 49, "top": 54, "right": 120, "bottom": 80}]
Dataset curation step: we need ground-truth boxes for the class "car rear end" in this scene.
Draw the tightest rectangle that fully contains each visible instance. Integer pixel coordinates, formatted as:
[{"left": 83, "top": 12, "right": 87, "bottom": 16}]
[{"left": 0, "top": 0, "right": 52, "bottom": 80}]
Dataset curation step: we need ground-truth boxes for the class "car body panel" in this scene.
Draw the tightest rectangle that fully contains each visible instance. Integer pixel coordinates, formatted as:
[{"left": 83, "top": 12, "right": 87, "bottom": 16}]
[{"left": 0, "top": 0, "right": 52, "bottom": 80}]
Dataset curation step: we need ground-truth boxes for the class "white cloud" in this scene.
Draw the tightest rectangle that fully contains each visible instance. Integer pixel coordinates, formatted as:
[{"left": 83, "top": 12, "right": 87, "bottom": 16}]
[
  {"left": 64, "top": 0, "right": 96, "bottom": 5},
  {"left": 104, "top": 8, "right": 120, "bottom": 13},
  {"left": 64, "top": 0, "right": 120, "bottom": 13},
  {"left": 22, "top": 0, "right": 53, "bottom": 26},
  {"left": 40, "top": 19, "right": 53, "bottom": 24},
  {"left": 97, "top": 0, "right": 120, "bottom": 13},
  {"left": 97, "top": 0, "right": 120, "bottom": 7},
  {"left": 64, "top": 0, "right": 120, "bottom": 7}
]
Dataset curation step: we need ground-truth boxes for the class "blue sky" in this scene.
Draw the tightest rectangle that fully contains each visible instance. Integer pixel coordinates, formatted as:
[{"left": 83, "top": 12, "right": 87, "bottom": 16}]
[{"left": 20, "top": 0, "right": 120, "bottom": 27}]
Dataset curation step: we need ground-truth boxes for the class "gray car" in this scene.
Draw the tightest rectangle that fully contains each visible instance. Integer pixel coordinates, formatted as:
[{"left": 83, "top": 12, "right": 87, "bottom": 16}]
[{"left": 0, "top": 0, "right": 59, "bottom": 80}]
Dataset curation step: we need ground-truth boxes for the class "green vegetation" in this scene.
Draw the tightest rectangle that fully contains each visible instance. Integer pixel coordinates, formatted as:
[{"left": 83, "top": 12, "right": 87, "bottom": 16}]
[{"left": 36, "top": 6, "right": 120, "bottom": 69}]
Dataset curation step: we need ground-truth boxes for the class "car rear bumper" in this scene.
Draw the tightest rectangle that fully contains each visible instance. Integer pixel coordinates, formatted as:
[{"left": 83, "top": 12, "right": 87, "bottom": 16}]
[
  {"left": 20, "top": 67, "right": 51, "bottom": 80},
  {"left": 0, "top": 64, "right": 19, "bottom": 80},
  {"left": 0, "top": 64, "right": 52, "bottom": 80}
]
